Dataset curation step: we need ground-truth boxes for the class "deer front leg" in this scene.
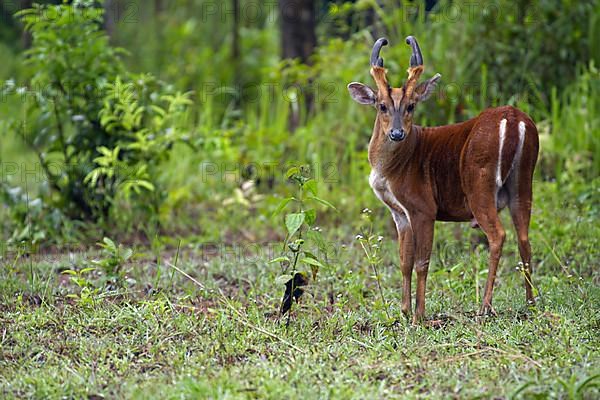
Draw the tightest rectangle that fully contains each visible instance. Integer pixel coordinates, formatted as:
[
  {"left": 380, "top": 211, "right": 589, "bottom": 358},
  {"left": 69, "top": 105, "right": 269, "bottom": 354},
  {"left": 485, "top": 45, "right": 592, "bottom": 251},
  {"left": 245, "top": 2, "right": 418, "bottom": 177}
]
[
  {"left": 412, "top": 216, "right": 435, "bottom": 324},
  {"left": 399, "top": 229, "right": 414, "bottom": 318}
]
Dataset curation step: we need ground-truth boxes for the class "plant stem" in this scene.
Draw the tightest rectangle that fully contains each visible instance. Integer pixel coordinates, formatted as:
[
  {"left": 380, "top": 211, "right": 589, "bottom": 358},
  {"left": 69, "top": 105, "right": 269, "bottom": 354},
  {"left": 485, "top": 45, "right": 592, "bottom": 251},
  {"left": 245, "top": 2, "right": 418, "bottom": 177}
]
[
  {"left": 371, "top": 262, "right": 391, "bottom": 321},
  {"left": 24, "top": 178, "right": 34, "bottom": 294},
  {"left": 358, "top": 239, "right": 391, "bottom": 321}
]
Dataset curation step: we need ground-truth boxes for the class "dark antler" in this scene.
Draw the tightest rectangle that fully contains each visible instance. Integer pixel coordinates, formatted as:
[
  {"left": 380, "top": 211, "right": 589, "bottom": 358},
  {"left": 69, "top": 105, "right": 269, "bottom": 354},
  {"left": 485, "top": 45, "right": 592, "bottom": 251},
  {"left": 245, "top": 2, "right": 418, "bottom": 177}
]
[
  {"left": 370, "top": 37, "right": 388, "bottom": 67},
  {"left": 405, "top": 36, "right": 423, "bottom": 67}
]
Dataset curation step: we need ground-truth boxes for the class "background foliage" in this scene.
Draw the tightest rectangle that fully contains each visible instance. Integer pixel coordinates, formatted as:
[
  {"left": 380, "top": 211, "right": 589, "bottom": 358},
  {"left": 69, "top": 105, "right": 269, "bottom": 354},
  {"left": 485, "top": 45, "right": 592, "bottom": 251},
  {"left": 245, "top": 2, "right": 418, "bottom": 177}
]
[
  {"left": 0, "top": 1, "right": 598, "bottom": 398},
  {"left": 0, "top": 0, "right": 597, "bottom": 236}
]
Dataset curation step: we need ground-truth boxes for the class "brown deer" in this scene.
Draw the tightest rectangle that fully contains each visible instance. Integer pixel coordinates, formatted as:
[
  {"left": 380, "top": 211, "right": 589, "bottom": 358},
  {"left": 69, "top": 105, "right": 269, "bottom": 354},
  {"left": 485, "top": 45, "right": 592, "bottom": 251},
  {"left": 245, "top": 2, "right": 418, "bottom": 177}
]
[{"left": 348, "top": 37, "right": 539, "bottom": 323}]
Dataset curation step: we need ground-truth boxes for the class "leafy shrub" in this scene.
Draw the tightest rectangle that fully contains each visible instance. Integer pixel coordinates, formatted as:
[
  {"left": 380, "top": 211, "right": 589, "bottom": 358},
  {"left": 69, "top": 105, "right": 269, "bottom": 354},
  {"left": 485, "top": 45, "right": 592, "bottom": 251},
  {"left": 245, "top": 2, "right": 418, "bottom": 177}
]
[
  {"left": 87, "top": 75, "right": 193, "bottom": 224},
  {"left": 5, "top": 2, "right": 192, "bottom": 228},
  {"left": 0, "top": 183, "right": 82, "bottom": 246}
]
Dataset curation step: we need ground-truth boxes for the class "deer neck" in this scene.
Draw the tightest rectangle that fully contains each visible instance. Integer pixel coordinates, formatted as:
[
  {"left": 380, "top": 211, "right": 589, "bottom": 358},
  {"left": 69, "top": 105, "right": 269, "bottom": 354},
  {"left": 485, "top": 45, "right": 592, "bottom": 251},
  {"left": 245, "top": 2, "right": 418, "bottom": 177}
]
[{"left": 368, "top": 122, "right": 419, "bottom": 178}]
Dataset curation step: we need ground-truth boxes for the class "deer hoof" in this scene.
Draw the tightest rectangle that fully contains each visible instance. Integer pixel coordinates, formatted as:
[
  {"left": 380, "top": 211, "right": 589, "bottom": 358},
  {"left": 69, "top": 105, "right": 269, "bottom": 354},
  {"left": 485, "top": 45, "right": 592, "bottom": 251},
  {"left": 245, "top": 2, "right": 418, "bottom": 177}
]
[
  {"left": 411, "top": 314, "right": 425, "bottom": 325},
  {"left": 478, "top": 303, "right": 498, "bottom": 317},
  {"left": 526, "top": 298, "right": 536, "bottom": 306}
]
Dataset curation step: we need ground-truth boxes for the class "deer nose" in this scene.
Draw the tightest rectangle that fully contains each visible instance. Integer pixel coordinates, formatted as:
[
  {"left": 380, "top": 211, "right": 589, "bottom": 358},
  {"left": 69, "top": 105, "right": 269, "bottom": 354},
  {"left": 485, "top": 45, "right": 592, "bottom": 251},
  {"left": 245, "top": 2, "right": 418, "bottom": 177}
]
[{"left": 389, "top": 128, "right": 406, "bottom": 141}]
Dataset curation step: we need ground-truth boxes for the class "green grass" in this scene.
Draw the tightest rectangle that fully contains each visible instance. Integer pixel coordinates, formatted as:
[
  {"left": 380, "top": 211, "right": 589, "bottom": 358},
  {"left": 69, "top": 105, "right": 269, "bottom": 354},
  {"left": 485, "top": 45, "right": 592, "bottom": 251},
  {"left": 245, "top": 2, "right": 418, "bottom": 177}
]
[{"left": 1, "top": 179, "right": 598, "bottom": 399}]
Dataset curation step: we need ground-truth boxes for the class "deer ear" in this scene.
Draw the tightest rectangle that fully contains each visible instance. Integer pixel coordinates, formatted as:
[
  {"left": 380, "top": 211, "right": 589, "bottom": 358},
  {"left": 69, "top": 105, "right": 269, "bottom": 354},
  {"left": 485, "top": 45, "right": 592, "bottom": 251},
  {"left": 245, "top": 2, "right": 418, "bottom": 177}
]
[
  {"left": 347, "top": 82, "right": 377, "bottom": 105},
  {"left": 415, "top": 73, "right": 441, "bottom": 102}
]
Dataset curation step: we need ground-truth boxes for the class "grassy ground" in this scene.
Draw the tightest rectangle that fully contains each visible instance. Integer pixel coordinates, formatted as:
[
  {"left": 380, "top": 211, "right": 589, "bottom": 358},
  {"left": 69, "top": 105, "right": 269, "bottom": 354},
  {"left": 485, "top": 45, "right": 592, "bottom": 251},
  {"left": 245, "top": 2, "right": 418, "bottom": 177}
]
[{"left": 1, "top": 179, "right": 598, "bottom": 399}]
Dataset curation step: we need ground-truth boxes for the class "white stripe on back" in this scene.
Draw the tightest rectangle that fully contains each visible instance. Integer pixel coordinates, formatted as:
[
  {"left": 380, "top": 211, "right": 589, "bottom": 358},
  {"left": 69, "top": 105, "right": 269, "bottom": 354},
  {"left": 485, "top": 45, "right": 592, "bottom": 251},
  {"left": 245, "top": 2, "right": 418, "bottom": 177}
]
[
  {"left": 496, "top": 119, "right": 507, "bottom": 187},
  {"left": 512, "top": 121, "right": 526, "bottom": 174}
]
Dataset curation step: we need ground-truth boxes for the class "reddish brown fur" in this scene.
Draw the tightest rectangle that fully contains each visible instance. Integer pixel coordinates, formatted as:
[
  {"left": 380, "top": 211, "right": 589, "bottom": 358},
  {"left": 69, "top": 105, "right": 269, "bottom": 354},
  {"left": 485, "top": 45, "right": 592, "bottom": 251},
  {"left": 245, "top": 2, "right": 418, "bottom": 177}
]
[
  {"left": 354, "top": 53, "right": 539, "bottom": 323},
  {"left": 372, "top": 106, "right": 538, "bottom": 221}
]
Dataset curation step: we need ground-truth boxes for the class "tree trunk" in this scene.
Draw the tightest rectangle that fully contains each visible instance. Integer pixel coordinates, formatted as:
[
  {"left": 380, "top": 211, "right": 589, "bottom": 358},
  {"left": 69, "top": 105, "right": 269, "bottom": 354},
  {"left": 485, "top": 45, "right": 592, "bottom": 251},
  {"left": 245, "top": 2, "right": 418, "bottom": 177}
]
[
  {"left": 232, "top": 0, "right": 241, "bottom": 106},
  {"left": 278, "top": 0, "right": 317, "bottom": 63},
  {"left": 155, "top": 0, "right": 165, "bottom": 14},
  {"left": 103, "top": 0, "right": 116, "bottom": 40},
  {"left": 20, "top": 0, "right": 32, "bottom": 48},
  {"left": 278, "top": 0, "right": 317, "bottom": 129}
]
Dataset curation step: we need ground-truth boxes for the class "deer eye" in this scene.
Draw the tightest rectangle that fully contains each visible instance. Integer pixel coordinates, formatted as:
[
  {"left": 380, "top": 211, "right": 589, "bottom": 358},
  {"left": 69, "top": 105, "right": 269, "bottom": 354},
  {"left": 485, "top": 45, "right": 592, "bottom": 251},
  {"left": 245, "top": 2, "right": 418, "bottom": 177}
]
[
  {"left": 407, "top": 103, "right": 415, "bottom": 113},
  {"left": 379, "top": 103, "right": 388, "bottom": 113}
]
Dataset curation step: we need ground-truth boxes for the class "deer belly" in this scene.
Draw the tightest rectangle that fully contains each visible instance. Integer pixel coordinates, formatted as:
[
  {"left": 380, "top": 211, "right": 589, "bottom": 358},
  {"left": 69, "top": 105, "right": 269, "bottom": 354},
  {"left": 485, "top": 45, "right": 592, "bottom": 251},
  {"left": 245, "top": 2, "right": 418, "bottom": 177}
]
[{"left": 436, "top": 205, "right": 474, "bottom": 222}]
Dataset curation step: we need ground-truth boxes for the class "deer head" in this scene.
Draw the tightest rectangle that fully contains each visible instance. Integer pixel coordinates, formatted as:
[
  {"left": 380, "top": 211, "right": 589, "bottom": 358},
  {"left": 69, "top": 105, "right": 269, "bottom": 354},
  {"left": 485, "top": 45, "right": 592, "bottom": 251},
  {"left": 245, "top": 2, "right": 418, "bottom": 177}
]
[{"left": 348, "top": 36, "right": 441, "bottom": 141}]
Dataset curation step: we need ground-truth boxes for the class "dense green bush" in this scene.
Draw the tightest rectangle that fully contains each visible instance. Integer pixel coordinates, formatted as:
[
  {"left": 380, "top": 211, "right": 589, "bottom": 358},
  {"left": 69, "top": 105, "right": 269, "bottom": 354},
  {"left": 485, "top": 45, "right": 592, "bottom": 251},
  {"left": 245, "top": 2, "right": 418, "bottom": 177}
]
[
  {"left": 13, "top": 3, "right": 123, "bottom": 219},
  {"left": 3, "top": 2, "right": 192, "bottom": 229}
]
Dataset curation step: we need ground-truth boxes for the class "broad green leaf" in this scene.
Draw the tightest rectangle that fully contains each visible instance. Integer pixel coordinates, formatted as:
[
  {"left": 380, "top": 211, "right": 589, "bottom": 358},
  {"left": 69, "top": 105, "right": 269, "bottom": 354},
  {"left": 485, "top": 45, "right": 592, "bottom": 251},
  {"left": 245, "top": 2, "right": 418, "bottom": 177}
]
[
  {"left": 150, "top": 105, "right": 166, "bottom": 117},
  {"left": 135, "top": 180, "right": 155, "bottom": 192},
  {"left": 269, "top": 256, "right": 290, "bottom": 264},
  {"left": 303, "top": 249, "right": 318, "bottom": 260},
  {"left": 102, "top": 237, "right": 116, "bottom": 251},
  {"left": 275, "top": 274, "right": 293, "bottom": 286},
  {"left": 307, "top": 196, "right": 337, "bottom": 210},
  {"left": 300, "top": 257, "right": 324, "bottom": 268},
  {"left": 272, "top": 197, "right": 295, "bottom": 217},
  {"left": 285, "top": 213, "right": 305, "bottom": 237},
  {"left": 303, "top": 179, "right": 317, "bottom": 195},
  {"left": 84, "top": 170, "right": 100, "bottom": 186},
  {"left": 122, "top": 248, "right": 133, "bottom": 261},
  {"left": 304, "top": 208, "right": 316, "bottom": 226},
  {"left": 285, "top": 166, "right": 300, "bottom": 179},
  {"left": 62, "top": 270, "right": 77, "bottom": 276}
]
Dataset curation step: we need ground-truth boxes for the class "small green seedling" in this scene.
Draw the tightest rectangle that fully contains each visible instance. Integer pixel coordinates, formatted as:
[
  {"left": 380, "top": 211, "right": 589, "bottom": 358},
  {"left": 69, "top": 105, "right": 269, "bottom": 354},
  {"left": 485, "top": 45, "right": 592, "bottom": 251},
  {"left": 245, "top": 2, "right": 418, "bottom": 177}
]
[{"left": 271, "top": 165, "right": 336, "bottom": 322}]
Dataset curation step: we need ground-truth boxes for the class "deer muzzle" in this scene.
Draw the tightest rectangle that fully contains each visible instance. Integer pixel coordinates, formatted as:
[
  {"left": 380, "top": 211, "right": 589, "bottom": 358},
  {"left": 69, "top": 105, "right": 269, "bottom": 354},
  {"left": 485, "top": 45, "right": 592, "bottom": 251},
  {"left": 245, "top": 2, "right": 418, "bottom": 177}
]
[{"left": 389, "top": 128, "right": 406, "bottom": 141}]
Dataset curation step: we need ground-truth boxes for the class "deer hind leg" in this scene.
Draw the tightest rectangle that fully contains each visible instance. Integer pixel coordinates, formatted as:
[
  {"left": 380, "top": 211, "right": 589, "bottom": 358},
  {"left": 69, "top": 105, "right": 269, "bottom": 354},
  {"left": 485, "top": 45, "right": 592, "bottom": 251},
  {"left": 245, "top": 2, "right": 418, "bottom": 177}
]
[
  {"left": 471, "top": 188, "right": 508, "bottom": 228},
  {"left": 466, "top": 180, "right": 506, "bottom": 316},
  {"left": 508, "top": 191, "right": 534, "bottom": 305},
  {"left": 505, "top": 147, "right": 536, "bottom": 304}
]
